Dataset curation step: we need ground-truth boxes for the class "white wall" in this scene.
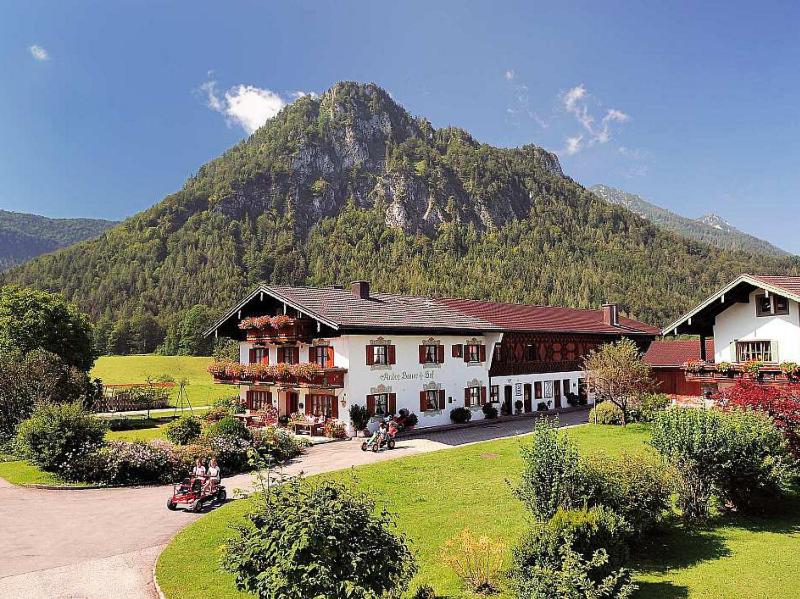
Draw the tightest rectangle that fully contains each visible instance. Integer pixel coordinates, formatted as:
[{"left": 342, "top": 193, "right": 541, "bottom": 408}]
[
  {"left": 490, "top": 370, "right": 592, "bottom": 410},
  {"left": 714, "top": 290, "right": 800, "bottom": 363}
]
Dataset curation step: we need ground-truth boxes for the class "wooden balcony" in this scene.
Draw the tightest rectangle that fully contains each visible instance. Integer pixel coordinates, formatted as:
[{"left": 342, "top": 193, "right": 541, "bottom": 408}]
[
  {"left": 240, "top": 317, "right": 315, "bottom": 344},
  {"left": 209, "top": 361, "right": 346, "bottom": 389},
  {"left": 684, "top": 363, "right": 797, "bottom": 385}
]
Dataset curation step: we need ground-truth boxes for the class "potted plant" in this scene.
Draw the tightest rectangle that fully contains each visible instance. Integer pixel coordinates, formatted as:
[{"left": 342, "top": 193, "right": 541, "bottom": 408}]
[
  {"left": 450, "top": 407, "right": 472, "bottom": 424},
  {"left": 685, "top": 359, "right": 707, "bottom": 374},
  {"left": 482, "top": 403, "right": 498, "bottom": 419},
  {"left": 716, "top": 361, "right": 734, "bottom": 377},
  {"left": 741, "top": 360, "right": 764, "bottom": 379},
  {"left": 536, "top": 401, "right": 548, "bottom": 412},
  {"left": 514, "top": 399, "right": 523, "bottom": 414},
  {"left": 348, "top": 404, "right": 371, "bottom": 437}
]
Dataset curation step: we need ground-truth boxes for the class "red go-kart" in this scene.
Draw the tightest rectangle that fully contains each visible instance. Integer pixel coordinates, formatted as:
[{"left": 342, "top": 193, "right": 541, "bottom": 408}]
[{"left": 166, "top": 477, "right": 226, "bottom": 512}]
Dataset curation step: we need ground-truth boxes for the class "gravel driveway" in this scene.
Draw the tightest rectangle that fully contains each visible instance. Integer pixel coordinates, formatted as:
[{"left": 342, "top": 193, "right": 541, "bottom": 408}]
[{"left": 0, "top": 411, "right": 587, "bottom": 599}]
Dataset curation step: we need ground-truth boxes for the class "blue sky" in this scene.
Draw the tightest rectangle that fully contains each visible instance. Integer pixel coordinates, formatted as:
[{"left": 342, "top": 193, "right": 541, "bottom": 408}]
[{"left": 2, "top": 1, "right": 799, "bottom": 251}]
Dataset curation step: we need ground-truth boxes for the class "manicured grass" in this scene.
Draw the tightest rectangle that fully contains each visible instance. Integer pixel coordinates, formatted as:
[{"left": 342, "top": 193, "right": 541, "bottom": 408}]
[
  {"left": 91, "top": 355, "right": 236, "bottom": 407},
  {"left": 106, "top": 424, "right": 168, "bottom": 442},
  {"left": 156, "top": 423, "right": 800, "bottom": 599},
  {"left": 0, "top": 459, "right": 90, "bottom": 487}
]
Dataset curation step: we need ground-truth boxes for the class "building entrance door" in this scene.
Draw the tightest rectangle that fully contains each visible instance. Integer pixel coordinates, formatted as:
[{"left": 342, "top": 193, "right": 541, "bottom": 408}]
[
  {"left": 553, "top": 380, "right": 562, "bottom": 409},
  {"left": 503, "top": 385, "right": 513, "bottom": 415},
  {"left": 523, "top": 384, "right": 532, "bottom": 413}
]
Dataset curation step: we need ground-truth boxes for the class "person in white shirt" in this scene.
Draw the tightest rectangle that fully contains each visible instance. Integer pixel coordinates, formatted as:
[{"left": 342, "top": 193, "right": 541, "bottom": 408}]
[
  {"left": 191, "top": 458, "right": 206, "bottom": 478},
  {"left": 204, "top": 458, "right": 221, "bottom": 494}
]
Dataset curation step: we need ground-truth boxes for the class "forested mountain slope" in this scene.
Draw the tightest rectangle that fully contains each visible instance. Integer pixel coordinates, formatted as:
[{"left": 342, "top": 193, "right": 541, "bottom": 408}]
[
  {"left": 3, "top": 82, "right": 797, "bottom": 337},
  {"left": 0, "top": 210, "right": 116, "bottom": 271},
  {"left": 589, "top": 184, "right": 789, "bottom": 257}
]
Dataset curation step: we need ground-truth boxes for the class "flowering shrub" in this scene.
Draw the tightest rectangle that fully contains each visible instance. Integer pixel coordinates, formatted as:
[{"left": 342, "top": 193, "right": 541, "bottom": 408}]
[
  {"left": 716, "top": 361, "right": 734, "bottom": 374},
  {"left": 207, "top": 434, "right": 252, "bottom": 471},
  {"left": 202, "top": 406, "right": 231, "bottom": 424},
  {"left": 780, "top": 362, "right": 800, "bottom": 378},
  {"left": 684, "top": 359, "right": 706, "bottom": 374},
  {"left": 322, "top": 419, "right": 348, "bottom": 439},
  {"left": 717, "top": 381, "right": 800, "bottom": 456},
  {"left": 741, "top": 360, "right": 764, "bottom": 376},
  {"left": 238, "top": 315, "right": 295, "bottom": 330},
  {"left": 92, "top": 440, "right": 188, "bottom": 485},
  {"left": 165, "top": 416, "right": 201, "bottom": 445},
  {"left": 258, "top": 403, "right": 279, "bottom": 426}
]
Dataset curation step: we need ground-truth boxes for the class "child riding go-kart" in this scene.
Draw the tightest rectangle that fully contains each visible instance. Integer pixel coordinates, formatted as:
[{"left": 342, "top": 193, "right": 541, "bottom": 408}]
[
  {"left": 166, "top": 476, "right": 226, "bottom": 512},
  {"left": 361, "top": 419, "right": 398, "bottom": 452}
]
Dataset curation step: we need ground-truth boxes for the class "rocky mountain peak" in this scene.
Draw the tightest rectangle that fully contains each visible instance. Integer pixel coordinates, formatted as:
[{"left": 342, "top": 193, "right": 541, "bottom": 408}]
[{"left": 697, "top": 213, "right": 734, "bottom": 231}]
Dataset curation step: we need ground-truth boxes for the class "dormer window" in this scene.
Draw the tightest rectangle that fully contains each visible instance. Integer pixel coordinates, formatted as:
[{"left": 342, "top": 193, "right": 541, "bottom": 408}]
[{"left": 756, "top": 294, "right": 789, "bottom": 317}]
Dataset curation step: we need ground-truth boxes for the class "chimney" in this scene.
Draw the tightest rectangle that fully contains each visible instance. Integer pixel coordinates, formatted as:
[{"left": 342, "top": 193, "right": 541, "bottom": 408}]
[
  {"left": 351, "top": 280, "right": 370, "bottom": 299},
  {"left": 602, "top": 303, "right": 619, "bottom": 327}
]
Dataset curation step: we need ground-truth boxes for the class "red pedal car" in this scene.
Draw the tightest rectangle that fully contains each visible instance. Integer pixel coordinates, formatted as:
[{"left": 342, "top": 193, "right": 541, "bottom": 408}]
[{"left": 166, "top": 477, "right": 226, "bottom": 512}]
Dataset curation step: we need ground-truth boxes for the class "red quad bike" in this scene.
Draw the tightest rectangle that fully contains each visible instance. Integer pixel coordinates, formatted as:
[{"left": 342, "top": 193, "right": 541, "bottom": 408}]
[{"left": 166, "top": 477, "right": 226, "bottom": 512}]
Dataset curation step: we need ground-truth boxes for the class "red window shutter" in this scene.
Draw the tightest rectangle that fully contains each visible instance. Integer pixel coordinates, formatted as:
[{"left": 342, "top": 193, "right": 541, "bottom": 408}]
[
  {"left": 305, "top": 396, "right": 312, "bottom": 415},
  {"left": 418, "top": 345, "right": 426, "bottom": 364},
  {"left": 437, "top": 344, "right": 444, "bottom": 363},
  {"left": 366, "top": 345, "right": 374, "bottom": 365},
  {"left": 267, "top": 391, "right": 273, "bottom": 405},
  {"left": 463, "top": 347, "right": 469, "bottom": 363},
  {"left": 480, "top": 345, "right": 486, "bottom": 362},
  {"left": 420, "top": 391, "right": 427, "bottom": 411},
  {"left": 262, "top": 350, "right": 269, "bottom": 365},
  {"left": 277, "top": 347, "right": 285, "bottom": 363},
  {"left": 388, "top": 345, "right": 396, "bottom": 364},
  {"left": 309, "top": 347, "right": 315, "bottom": 363},
  {"left": 248, "top": 349, "right": 256, "bottom": 363},
  {"left": 481, "top": 386, "right": 487, "bottom": 405},
  {"left": 389, "top": 393, "right": 397, "bottom": 414},
  {"left": 452, "top": 344, "right": 462, "bottom": 358},
  {"left": 366, "top": 394, "right": 376, "bottom": 414},
  {"left": 330, "top": 395, "right": 338, "bottom": 419},
  {"left": 464, "top": 387, "right": 470, "bottom": 406},
  {"left": 326, "top": 347, "right": 334, "bottom": 368},
  {"left": 438, "top": 389, "right": 446, "bottom": 410}
]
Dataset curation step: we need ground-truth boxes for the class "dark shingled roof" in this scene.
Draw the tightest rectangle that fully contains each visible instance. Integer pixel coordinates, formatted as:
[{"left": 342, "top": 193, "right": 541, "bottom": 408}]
[
  {"left": 206, "top": 284, "right": 659, "bottom": 336},
  {"left": 750, "top": 275, "right": 800, "bottom": 298},
  {"left": 644, "top": 339, "right": 715, "bottom": 367}
]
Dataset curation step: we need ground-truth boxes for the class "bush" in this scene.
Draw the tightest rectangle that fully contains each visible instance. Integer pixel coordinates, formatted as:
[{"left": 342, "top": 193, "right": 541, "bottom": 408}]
[
  {"left": 165, "top": 416, "right": 201, "bottom": 445},
  {"left": 205, "top": 434, "right": 252, "bottom": 471},
  {"left": 482, "top": 403, "right": 498, "bottom": 419},
  {"left": 91, "top": 440, "right": 188, "bottom": 485},
  {"left": 651, "top": 407, "right": 796, "bottom": 519},
  {"left": 450, "top": 406, "right": 472, "bottom": 424},
  {"left": 349, "top": 404, "right": 370, "bottom": 432},
  {"left": 440, "top": 528, "right": 505, "bottom": 594},
  {"left": 630, "top": 393, "right": 671, "bottom": 423},
  {"left": 536, "top": 402, "right": 548, "bottom": 412},
  {"left": 251, "top": 426, "right": 309, "bottom": 463},
  {"left": 105, "top": 417, "right": 160, "bottom": 432},
  {"left": 205, "top": 415, "right": 251, "bottom": 441},
  {"left": 588, "top": 401, "right": 623, "bottom": 425},
  {"left": 212, "top": 396, "right": 246, "bottom": 414},
  {"left": 223, "top": 478, "right": 417, "bottom": 599},
  {"left": 511, "top": 506, "right": 634, "bottom": 599},
  {"left": 202, "top": 406, "right": 231, "bottom": 424},
  {"left": 582, "top": 452, "right": 672, "bottom": 536},
  {"left": 15, "top": 402, "right": 106, "bottom": 474},
  {"left": 515, "top": 399, "right": 524, "bottom": 413},
  {"left": 322, "top": 419, "right": 348, "bottom": 439},
  {"left": 516, "top": 419, "right": 585, "bottom": 521}
]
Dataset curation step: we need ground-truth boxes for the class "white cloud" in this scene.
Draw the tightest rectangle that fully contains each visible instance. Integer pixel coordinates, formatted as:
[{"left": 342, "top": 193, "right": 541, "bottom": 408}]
[
  {"left": 560, "top": 84, "right": 630, "bottom": 154},
  {"left": 199, "top": 78, "right": 306, "bottom": 134},
  {"left": 564, "top": 135, "right": 584, "bottom": 156},
  {"left": 504, "top": 69, "right": 516, "bottom": 80},
  {"left": 29, "top": 44, "right": 49, "bottom": 61}
]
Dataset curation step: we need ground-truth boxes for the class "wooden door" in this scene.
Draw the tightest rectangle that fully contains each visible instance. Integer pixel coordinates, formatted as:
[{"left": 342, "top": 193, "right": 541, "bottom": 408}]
[
  {"left": 523, "top": 384, "right": 532, "bottom": 412},
  {"left": 553, "top": 380, "right": 562, "bottom": 408},
  {"left": 503, "top": 385, "right": 513, "bottom": 415}
]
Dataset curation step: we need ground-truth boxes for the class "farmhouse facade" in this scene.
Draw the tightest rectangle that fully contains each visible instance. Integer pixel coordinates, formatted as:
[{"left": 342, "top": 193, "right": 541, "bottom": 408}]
[
  {"left": 205, "top": 282, "right": 659, "bottom": 430},
  {"left": 664, "top": 274, "right": 800, "bottom": 394}
]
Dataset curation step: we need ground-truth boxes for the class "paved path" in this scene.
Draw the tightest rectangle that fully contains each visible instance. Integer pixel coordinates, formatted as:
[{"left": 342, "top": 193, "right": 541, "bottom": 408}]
[{"left": 0, "top": 411, "right": 587, "bottom": 599}]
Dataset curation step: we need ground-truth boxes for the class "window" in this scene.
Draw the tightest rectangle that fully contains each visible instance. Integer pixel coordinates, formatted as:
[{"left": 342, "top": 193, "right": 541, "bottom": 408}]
[
  {"left": 490, "top": 385, "right": 499, "bottom": 403},
  {"left": 756, "top": 294, "right": 790, "bottom": 317},
  {"left": 525, "top": 344, "right": 537, "bottom": 361},
  {"left": 493, "top": 344, "right": 502, "bottom": 362},
  {"left": 307, "top": 394, "right": 337, "bottom": 418},
  {"left": 311, "top": 346, "right": 329, "bottom": 367},
  {"left": 452, "top": 344, "right": 463, "bottom": 358},
  {"left": 246, "top": 390, "right": 272, "bottom": 411},
  {"left": 465, "top": 344, "right": 481, "bottom": 363},
  {"left": 419, "top": 343, "right": 443, "bottom": 364},
  {"left": 373, "top": 394, "right": 389, "bottom": 416},
  {"left": 373, "top": 345, "right": 388, "bottom": 365},
  {"left": 562, "top": 379, "right": 571, "bottom": 394},
  {"left": 425, "top": 390, "right": 439, "bottom": 411},
  {"left": 736, "top": 340, "right": 773, "bottom": 362},
  {"left": 534, "top": 381, "right": 543, "bottom": 399},
  {"left": 465, "top": 386, "right": 482, "bottom": 407},
  {"left": 249, "top": 347, "right": 268, "bottom": 364},
  {"left": 277, "top": 346, "right": 299, "bottom": 364}
]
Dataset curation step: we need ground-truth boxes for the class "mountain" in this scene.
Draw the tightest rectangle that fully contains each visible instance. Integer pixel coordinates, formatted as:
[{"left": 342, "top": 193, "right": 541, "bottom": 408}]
[
  {"left": 0, "top": 210, "right": 117, "bottom": 271},
  {"left": 2, "top": 82, "right": 798, "bottom": 339},
  {"left": 589, "top": 184, "right": 789, "bottom": 257}
]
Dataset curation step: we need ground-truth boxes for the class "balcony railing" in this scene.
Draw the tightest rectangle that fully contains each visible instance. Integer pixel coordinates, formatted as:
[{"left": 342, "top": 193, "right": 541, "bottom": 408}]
[
  {"left": 238, "top": 316, "right": 314, "bottom": 344},
  {"left": 209, "top": 360, "right": 346, "bottom": 388},
  {"left": 683, "top": 361, "right": 799, "bottom": 384}
]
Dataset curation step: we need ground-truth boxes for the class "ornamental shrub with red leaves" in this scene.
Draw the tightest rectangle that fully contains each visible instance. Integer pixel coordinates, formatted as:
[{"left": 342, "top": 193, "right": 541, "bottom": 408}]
[{"left": 716, "top": 382, "right": 800, "bottom": 456}]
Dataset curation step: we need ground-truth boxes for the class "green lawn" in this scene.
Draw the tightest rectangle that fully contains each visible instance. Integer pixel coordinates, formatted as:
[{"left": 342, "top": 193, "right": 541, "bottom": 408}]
[
  {"left": 0, "top": 459, "right": 90, "bottom": 487},
  {"left": 91, "top": 355, "right": 235, "bottom": 407},
  {"left": 155, "top": 424, "right": 800, "bottom": 599}
]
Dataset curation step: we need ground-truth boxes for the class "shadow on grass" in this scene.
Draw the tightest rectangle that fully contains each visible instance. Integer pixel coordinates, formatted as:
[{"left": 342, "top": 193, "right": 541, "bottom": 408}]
[
  {"left": 632, "top": 523, "right": 731, "bottom": 574},
  {"left": 634, "top": 581, "right": 689, "bottom": 599}
]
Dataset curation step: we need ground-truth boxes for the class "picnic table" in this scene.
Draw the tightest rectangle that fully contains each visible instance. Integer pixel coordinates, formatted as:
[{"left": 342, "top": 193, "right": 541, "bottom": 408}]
[{"left": 292, "top": 421, "right": 323, "bottom": 436}]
